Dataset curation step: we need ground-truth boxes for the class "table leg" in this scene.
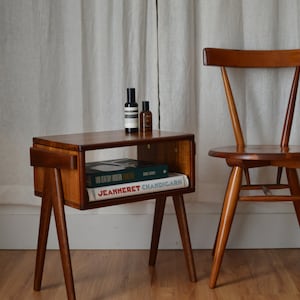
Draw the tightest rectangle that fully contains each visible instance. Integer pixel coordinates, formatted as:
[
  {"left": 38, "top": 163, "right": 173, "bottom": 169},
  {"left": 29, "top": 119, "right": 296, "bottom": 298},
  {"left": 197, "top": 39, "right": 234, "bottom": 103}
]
[
  {"left": 149, "top": 197, "right": 166, "bottom": 266},
  {"left": 52, "top": 168, "right": 76, "bottom": 300},
  {"left": 34, "top": 167, "right": 76, "bottom": 300},
  {"left": 173, "top": 194, "right": 197, "bottom": 282},
  {"left": 34, "top": 169, "right": 53, "bottom": 291}
]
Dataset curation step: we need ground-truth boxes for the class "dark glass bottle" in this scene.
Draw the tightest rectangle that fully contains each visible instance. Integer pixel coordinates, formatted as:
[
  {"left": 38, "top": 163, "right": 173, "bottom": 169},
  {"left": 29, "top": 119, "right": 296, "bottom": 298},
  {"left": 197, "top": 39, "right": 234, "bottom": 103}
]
[
  {"left": 124, "top": 88, "right": 138, "bottom": 133},
  {"left": 140, "top": 101, "right": 152, "bottom": 132}
]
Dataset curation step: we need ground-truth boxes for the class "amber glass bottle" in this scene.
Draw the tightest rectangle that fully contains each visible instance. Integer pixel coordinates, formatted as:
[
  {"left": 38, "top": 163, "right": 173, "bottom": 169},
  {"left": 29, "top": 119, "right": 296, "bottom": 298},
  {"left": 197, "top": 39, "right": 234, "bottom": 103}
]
[{"left": 140, "top": 101, "right": 152, "bottom": 132}]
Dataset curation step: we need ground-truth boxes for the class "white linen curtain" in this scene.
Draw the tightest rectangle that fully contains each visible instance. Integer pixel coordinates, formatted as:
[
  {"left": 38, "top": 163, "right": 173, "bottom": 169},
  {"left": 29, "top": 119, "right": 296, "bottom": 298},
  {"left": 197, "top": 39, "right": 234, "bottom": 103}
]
[{"left": 1, "top": 0, "right": 300, "bottom": 208}]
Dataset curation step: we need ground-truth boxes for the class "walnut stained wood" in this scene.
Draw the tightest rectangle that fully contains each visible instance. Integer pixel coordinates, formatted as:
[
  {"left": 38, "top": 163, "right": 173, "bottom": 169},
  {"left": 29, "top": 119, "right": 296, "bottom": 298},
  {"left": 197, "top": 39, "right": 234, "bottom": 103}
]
[
  {"left": 32, "top": 130, "right": 195, "bottom": 209},
  {"left": 203, "top": 48, "right": 300, "bottom": 289},
  {"left": 0, "top": 249, "right": 299, "bottom": 299},
  {"left": 30, "top": 130, "right": 197, "bottom": 300}
]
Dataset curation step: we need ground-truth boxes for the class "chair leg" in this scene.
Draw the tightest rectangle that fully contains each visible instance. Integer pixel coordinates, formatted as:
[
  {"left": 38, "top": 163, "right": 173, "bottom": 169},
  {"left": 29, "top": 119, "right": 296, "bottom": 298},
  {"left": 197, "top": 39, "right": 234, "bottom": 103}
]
[
  {"left": 293, "top": 201, "right": 300, "bottom": 226},
  {"left": 34, "top": 169, "right": 53, "bottom": 291},
  {"left": 211, "top": 201, "right": 224, "bottom": 257},
  {"left": 286, "top": 168, "right": 300, "bottom": 226},
  {"left": 52, "top": 168, "right": 76, "bottom": 300},
  {"left": 173, "top": 194, "right": 197, "bottom": 282},
  {"left": 209, "top": 166, "right": 242, "bottom": 289},
  {"left": 149, "top": 197, "right": 166, "bottom": 266},
  {"left": 212, "top": 167, "right": 247, "bottom": 257}
]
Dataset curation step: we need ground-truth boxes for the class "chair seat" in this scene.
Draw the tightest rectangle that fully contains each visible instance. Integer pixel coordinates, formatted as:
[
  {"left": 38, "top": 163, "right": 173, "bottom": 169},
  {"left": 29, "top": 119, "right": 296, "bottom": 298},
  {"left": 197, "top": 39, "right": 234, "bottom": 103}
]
[{"left": 209, "top": 145, "right": 300, "bottom": 161}]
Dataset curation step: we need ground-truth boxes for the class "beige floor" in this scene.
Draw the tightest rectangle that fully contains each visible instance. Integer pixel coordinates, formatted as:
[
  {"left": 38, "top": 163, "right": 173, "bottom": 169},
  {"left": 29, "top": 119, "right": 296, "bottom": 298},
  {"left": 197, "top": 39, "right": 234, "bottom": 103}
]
[{"left": 0, "top": 249, "right": 299, "bottom": 300}]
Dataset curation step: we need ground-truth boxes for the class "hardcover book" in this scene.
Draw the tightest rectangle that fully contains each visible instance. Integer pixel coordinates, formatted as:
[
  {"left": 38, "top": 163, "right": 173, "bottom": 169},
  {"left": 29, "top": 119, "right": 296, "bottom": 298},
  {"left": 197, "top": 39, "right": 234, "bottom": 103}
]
[
  {"left": 87, "top": 172, "right": 189, "bottom": 201},
  {"left": 85, "top": 158, "right": 168, "bottom": 188}
]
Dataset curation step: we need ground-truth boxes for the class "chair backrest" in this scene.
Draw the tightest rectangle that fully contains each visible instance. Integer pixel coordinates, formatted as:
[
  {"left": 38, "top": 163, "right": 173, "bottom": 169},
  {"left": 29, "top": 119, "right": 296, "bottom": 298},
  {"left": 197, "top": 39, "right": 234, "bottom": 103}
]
[{"left": 203, "top": 48, "right": 300, "bottom": 148}]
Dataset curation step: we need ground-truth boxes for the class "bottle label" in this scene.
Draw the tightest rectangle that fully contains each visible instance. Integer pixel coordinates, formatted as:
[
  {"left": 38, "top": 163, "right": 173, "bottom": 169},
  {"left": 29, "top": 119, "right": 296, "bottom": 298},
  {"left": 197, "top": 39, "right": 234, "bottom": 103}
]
[{"left": 124, "top": 107, "right": 138, "bottom": 129}]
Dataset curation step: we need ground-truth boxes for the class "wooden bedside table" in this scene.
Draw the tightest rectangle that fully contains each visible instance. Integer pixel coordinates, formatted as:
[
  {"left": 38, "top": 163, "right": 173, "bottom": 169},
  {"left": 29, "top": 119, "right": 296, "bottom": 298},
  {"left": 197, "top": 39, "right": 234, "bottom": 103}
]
[{"left": 30, "top": 130, "right": 196, "bottom": 300}]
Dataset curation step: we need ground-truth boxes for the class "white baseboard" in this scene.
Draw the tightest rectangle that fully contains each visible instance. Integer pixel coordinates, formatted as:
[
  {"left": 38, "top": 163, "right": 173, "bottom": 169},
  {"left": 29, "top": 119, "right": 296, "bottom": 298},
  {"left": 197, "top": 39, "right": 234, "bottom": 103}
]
[{"left": 0, "top": 201, "right": 299, "bottom": 249}]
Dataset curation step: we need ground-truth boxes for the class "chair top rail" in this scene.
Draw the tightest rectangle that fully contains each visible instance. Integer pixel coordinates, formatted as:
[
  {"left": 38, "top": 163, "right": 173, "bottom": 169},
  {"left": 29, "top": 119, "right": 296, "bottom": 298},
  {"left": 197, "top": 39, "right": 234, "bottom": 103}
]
[{"left": 203, "top": 48, "right": 300, "bottom": 68}]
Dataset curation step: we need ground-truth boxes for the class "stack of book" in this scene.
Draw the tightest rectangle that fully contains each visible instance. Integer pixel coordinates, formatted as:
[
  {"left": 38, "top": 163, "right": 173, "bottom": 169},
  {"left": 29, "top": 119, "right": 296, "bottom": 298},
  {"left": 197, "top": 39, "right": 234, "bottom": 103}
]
[{"left": 85, "top": 158, "right": 189, "bottom": 201}]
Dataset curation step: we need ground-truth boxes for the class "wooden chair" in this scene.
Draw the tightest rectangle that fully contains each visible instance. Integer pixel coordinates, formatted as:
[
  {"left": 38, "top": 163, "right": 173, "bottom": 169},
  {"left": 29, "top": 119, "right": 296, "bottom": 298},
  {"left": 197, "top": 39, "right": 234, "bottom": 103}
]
[{"left": 203, "top": 48, "right": 300, "bottom": 288}]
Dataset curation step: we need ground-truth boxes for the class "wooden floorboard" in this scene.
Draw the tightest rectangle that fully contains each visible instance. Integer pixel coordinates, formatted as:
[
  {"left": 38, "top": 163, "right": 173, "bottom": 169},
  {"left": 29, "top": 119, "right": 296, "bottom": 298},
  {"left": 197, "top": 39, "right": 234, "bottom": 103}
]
[{"left": 0, "top": 249, "right": 299, "bottom": 299}]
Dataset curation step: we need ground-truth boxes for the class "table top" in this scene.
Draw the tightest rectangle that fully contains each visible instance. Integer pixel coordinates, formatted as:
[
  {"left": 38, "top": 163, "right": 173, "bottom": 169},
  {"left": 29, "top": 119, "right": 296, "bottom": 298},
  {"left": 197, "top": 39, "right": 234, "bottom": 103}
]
[{"left": 33, "top": 130, "right": 194, "bottom": 151}]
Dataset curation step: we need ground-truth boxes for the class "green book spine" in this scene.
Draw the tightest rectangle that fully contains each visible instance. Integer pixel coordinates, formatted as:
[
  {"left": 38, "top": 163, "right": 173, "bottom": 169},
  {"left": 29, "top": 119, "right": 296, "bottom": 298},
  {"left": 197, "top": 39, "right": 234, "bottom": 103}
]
[{"left": 85, "top": 158, "right": 168, "bottom": 188}]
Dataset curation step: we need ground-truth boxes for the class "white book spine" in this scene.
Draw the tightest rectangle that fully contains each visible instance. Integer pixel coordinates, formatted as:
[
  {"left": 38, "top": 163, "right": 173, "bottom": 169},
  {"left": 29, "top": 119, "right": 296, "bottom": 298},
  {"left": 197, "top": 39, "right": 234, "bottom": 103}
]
[{"left": 87, "top": 173, "right": 189, "bottom": 202}]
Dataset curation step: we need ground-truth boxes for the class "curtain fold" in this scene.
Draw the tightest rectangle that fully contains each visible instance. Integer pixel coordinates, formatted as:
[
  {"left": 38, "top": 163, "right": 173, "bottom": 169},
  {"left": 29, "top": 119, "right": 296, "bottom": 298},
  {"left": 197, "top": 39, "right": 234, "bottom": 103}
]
[
  {"left": 1, "top": 0, "right": 300, "bottom": 207},
  {"left": 81, "top": 0, "right": 158, "bottom": 132}
]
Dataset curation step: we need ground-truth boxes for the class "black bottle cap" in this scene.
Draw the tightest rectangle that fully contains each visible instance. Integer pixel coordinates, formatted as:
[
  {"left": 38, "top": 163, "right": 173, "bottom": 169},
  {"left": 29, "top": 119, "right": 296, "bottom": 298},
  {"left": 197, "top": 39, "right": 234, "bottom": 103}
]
[
  {"left": 142, "top": 101, "right": 149, "bottom": 111},
  {"left": 127, "top": 88, "right": 135, "bottom": 103}
]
